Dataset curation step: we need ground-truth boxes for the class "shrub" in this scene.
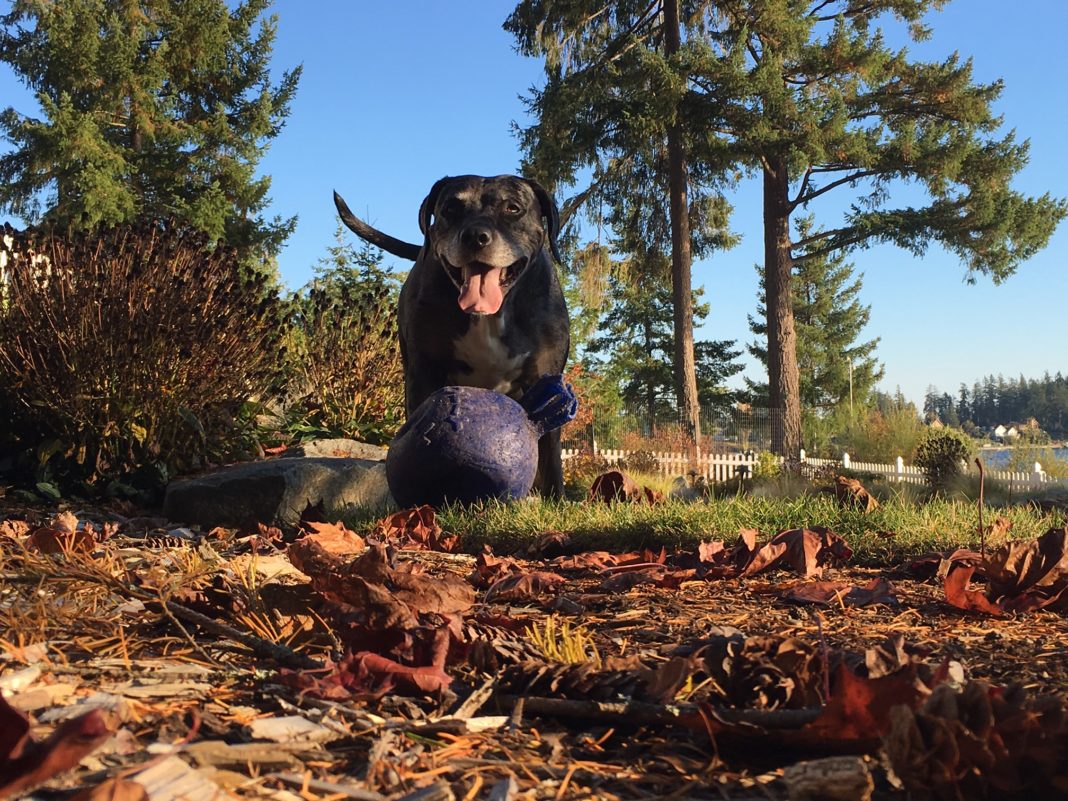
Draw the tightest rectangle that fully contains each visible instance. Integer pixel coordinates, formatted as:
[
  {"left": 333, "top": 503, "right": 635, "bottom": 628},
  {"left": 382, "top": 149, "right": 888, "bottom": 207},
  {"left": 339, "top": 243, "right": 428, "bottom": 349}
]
[
  {"left": 285, "top": 278, "right": 404, "bottom": 445},
  {"left": 0, "top": 222, "right": 285, "bottom": 492},
  {"left": 620, "top": 449, "right": 660, "bottom": 474},
  {"left": 915, "top": 427, "right": 976, "bottom": 493},
  {"left": 562, "top": 449, "right": 612, "bottom": 498},
  {"left": 836, "top": 404, "right": 925, "bottom": 462},
  {"left": 752, "top": 450, "right": 781, "bottom": 480}
]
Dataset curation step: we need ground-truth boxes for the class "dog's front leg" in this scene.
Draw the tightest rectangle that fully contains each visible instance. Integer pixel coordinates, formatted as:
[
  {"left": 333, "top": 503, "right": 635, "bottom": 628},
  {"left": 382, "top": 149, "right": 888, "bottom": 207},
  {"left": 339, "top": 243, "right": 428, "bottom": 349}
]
[{"left": 534, "top": 428, "right": 564, "bottom": 498}]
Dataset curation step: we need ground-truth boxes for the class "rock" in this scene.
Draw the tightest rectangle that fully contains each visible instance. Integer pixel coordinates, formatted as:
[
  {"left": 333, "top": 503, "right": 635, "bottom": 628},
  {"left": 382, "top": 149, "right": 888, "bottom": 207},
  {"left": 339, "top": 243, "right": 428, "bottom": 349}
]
[
  {"left": 283, "top": 438, "right": 387, "bottom": 461},
  {"left": 163, "top": 457, "right": 392, "bottom": 529}
]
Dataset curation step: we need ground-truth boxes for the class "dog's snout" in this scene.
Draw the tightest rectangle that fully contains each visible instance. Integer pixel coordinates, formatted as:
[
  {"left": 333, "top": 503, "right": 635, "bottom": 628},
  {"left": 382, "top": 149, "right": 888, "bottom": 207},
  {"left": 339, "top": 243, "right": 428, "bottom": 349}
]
[{"left": 460, "top": 224, "right": 493, "bottom": 250}]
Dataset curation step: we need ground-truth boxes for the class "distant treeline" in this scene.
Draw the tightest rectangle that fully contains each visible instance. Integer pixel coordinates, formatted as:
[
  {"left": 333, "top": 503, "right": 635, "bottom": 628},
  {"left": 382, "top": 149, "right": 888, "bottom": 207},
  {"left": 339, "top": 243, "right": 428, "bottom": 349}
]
[{"left": 924, "top": 374, "right": 1068, "bottom": 439}]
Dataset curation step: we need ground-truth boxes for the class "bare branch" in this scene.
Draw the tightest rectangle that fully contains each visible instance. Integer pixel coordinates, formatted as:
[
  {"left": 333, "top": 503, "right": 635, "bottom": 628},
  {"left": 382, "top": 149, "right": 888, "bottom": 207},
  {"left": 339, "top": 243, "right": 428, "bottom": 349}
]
[{"left": 792, "top": 169, "right": 881, "bottom": 209}]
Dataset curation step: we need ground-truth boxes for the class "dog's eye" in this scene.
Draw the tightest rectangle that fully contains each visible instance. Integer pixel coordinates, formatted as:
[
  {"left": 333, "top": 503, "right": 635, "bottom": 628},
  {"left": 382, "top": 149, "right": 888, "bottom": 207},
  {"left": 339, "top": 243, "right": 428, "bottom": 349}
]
[
  {"left": 504, "top": 202, "right": 524, "bottom": 216},
  {"left": 442, "top": 199, "right": 464, "bottom": 219}
]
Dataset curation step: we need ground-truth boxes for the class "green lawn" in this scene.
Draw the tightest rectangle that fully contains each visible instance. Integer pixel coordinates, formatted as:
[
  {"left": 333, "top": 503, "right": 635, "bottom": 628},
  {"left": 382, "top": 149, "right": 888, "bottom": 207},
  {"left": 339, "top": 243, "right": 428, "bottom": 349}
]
[{"left": 350, "top": 480, "right": 1066, "bottom": 564}]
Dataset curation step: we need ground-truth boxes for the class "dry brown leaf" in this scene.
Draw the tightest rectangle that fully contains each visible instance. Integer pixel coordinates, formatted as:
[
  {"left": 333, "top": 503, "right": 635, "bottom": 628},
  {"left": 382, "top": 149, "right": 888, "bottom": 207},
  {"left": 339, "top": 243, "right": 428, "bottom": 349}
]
[
  {"left": 371, "top": 506, "right": 460, "bottom": 552},
  {"left": 588, "top": 470, "right": 660, "bottom": 504},
  {"left": 487, "top": 571, "right": 567, "bottom": 601},
  {"left": 69, "top": 777, "right": 148, "bottom": 801},
  {"left": 943, "top": 566, "right": 1008, "bottom": 618},
  {"left": 298, "top": 519, "right": 366, "bottom": 556},
  {"left": 831, "top": 475, "right": 879, "bottom": 513},
  {"left": 778, "top": 578, "right": 897, "bottom": 607},
  {"left": 0, "top": 696, "right": 113, "bottom": 798},
  {"left": 25, "top": 512, "right": 95, "bottom": 555}
]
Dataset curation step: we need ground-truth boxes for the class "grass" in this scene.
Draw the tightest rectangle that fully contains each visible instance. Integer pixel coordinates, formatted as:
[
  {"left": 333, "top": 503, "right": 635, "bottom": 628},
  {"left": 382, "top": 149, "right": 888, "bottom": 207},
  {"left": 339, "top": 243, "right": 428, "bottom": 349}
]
[
  {"left": 346, "top": 471, "right": 1068, "bottom": 564},
  {"left": 436, "top": 495, "right": 1060, "bottom": 563}
]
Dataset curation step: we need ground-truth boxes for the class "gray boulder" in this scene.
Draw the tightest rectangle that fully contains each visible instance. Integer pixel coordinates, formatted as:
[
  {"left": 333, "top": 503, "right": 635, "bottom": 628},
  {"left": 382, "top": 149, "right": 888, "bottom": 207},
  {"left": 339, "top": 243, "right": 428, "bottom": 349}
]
[
  {"left": 163, "top": 457, "right": 393, "bottom": 530},
  {"left": 284, "top": 438, "right": 387, "bottom": 461}
]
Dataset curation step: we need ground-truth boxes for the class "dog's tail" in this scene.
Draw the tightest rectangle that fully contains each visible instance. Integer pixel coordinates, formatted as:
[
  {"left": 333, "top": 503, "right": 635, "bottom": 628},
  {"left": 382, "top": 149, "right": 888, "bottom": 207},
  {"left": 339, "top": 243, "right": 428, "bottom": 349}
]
[{"left": 333, "top": 190, "right": 422, "bottom": 261}]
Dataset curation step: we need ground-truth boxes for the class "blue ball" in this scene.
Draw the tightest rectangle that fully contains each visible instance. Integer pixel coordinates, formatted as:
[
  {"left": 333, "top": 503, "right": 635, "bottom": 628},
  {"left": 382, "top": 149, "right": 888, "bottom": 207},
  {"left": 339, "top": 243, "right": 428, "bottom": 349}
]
[{"left": 386, "top": 376, "right": 577, "bottom": 508}]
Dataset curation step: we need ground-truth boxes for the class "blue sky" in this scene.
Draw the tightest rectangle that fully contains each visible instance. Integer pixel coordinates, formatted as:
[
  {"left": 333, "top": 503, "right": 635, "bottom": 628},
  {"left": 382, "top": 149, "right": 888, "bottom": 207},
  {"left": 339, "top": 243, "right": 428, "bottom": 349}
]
[{"left": 1, "top": 1, "right": 1065, "bottom": 407}]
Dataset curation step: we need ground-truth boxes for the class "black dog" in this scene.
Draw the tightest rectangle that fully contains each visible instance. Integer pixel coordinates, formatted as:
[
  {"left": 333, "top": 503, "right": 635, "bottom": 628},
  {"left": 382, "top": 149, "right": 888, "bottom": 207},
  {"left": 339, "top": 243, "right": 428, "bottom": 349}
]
[{"left": 333, "top": 175, "right": 570, "bottom": 496}]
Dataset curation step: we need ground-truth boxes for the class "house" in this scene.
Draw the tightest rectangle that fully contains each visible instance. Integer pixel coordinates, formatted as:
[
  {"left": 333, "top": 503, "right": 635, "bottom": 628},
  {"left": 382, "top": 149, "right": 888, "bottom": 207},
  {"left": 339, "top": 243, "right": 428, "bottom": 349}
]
[{"left": 992, "top": 424, "right": 1019, "bottom": 442}]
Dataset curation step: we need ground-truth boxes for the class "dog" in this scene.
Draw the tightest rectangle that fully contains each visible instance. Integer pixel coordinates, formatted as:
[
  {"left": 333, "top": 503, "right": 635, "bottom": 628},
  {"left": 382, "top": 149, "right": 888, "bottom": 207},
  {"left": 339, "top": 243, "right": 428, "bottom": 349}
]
[{"left": 333, "top": 175, "right": 570, "bottom": 496}]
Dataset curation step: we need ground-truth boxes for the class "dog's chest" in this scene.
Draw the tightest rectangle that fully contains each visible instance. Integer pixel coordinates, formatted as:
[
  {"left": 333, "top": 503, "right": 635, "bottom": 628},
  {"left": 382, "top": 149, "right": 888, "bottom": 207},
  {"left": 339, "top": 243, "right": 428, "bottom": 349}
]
[{"left": 450, "top": 316, "right": 528, "bottom": 396}]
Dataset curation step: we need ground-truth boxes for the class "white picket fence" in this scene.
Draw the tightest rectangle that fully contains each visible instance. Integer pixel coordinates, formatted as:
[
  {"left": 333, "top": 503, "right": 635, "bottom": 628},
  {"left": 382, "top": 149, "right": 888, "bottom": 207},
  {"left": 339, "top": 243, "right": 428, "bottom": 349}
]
[{"left": 561, "top": 447, "right": 1062, "bottom": 492}]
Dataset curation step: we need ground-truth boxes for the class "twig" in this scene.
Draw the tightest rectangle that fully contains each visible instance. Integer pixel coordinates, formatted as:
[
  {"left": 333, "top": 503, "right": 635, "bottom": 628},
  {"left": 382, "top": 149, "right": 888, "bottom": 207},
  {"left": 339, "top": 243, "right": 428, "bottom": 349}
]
[
  {"left": 814, "top": 612, "right": 831, "bottom": 703},
  {"left": 158, "top": 597, "right": 223, "bottom": 667},
  {"left": 266, "top": 772, "right": 387, "bottom": 801},
  {"left": 491, "top": 694, "right": 820, "bottom": 730},
  {"left": 976, "top": 457, "right": 986, "bottom": 560},
  {"left": 163, "top": 600, "right": 324, "bottom": 671}
]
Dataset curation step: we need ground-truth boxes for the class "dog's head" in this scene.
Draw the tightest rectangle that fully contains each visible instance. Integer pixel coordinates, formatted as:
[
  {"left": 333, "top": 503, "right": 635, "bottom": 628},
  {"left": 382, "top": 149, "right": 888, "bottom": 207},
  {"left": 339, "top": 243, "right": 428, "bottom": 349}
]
[{"left": 418, "top": 175, "right": 560, "bottom": 315}]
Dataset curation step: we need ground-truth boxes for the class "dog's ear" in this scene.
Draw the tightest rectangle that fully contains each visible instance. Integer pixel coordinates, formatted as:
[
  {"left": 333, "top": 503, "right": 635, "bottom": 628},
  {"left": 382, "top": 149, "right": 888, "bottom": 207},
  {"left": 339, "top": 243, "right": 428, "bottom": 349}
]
[
  {"left": 418, "top": 176, "right": 452, "bottom": 238},
  {"left": 523, "top": 178, "right": 562, "bottom": 263}
]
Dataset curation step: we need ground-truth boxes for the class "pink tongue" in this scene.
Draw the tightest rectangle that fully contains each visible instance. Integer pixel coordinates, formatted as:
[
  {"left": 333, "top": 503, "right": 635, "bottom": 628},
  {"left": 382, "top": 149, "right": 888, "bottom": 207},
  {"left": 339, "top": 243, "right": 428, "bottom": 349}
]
[{"left": 458, "top": 266, "right": 504, "bottom": 314}]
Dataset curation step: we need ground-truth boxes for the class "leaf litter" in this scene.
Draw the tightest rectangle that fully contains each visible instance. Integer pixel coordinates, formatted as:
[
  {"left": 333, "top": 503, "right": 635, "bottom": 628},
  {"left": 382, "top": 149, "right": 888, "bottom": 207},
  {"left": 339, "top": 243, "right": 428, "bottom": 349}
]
[{"left": 0, "top": 480, "right": 1066, "bottom": 800}]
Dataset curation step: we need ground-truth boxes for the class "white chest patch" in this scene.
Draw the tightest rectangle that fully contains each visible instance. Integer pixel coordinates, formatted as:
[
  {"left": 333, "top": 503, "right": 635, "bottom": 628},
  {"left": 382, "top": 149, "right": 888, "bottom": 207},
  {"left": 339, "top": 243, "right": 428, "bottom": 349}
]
[{"left": 451, "top": 315, "right": 528, "bottom": 396}]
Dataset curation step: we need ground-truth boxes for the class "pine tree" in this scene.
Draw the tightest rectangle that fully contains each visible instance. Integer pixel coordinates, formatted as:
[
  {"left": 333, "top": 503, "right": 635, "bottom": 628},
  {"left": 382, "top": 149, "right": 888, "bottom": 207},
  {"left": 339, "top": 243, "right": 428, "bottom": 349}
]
[
  {"left": 586, "top": 272, "right": 741, "bottom": 422},
  {"left": 506, "top": 0, "right": 737, "bottom": 457},
  {"left": 690, "top": 1, "right": 1065, "bottom": 458},
  {"left": 0, "top": 0, "right": 300, "bottom": 265},
  {"left": 748, "top": 218, "right": 882, "bottom": 413}
]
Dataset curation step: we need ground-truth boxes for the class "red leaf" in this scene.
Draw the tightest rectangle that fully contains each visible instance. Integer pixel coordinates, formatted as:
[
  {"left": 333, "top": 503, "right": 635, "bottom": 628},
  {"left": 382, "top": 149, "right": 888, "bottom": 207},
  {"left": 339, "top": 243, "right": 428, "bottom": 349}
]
[
  {"left": 372, "top": 506, "right": 460, "bottom": 552},
  {"left": 486, "top": 571, "right": 567, "bottom": 601},
  {"left": 297, "top": 519, "right": 366, "bottom": 557},
  {"left": 588, "top": 470, "right": 660, "bottom": 504},
  {"left": 779, "top": 578, "right": 897, "bottom": 607},
  {"left": 0, "top": 696, "right": 112, "bottom": 798},
  {"left": 944, "top": 566, "right": 1007, "bottom": 618},
  {"left": 789, "top": 664, "right": 927, "bottom": 752}
]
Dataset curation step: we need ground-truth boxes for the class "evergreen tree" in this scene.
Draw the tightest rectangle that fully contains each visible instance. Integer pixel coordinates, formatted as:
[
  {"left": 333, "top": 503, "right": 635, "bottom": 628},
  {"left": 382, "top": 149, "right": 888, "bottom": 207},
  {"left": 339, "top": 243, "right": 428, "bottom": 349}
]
[
  {"left": 690, "top": 1, "right": 1066, "bottom": 458},
  {"left": 0, "top": 0, "right": 300, "bottom": 265},
  {"left": 506, "top": 0, "right": 737, "bottom": 456},
  {"left": 748, "top": 217, "right": 882, "bottom": 412},
  {"left": 306, "top": 221, "right": 402, "bottom": 300},
  {"left": 585, "top": 273, "right": 741, "bottom": 422}
]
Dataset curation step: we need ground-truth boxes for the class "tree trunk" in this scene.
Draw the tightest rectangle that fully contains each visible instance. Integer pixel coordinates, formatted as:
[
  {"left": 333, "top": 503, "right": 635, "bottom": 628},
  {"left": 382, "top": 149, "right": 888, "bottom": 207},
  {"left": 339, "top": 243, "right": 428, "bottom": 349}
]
[
  {"left": 763, "top": 158, "right": 802, "bottom": 459},
  {"left": 664, "top": 0, "right": 701, "bottom": 463}
]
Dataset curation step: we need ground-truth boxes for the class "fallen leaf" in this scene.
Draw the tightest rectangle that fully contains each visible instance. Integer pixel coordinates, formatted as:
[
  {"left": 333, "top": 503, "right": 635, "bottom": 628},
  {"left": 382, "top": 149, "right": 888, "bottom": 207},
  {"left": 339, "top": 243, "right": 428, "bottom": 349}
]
[
  {"left": 26, "top": 512, "right": 95, "bottom": 555},
  {"left": 830, "top": 475, "right": 879, "bottom": 512},
  {"left": 742, "top": 527, "right": 852, "bottom": 578},
  {"left": 297, "top": 519, "right": 366, "bottom": 557},
  {"left": 943, "top": 566, "right": 1007, "bottom": 618},
  {"left": 69, "top": 777, "right": 148, "bottom": 801},
  {"left": 985, "top": 526, "right": 1068, "bottom": 606},
  {"left": 778, "top": 578, "right": 897, "bottom": 607},
  {"left": 589, "top": 470, "right": 660, "bottom": 504},
  {"left": 786, "top": 664, "right": 927, "bottom": 752},
  {"left": 371, "top": 505, "right": 461, "bottom": 552},
  {"left": 486, "top": 571, "right": 567, "bottom": 601},
  {"left": 0, "top": 695, "right": 113, "bottom": 798}
]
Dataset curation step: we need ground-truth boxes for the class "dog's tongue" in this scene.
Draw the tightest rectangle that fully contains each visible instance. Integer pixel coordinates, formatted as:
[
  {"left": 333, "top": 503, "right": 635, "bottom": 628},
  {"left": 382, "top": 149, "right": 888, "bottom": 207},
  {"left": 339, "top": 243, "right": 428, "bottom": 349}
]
[{"left": 458, "top": 265, "right": 504, "bottom": 314}]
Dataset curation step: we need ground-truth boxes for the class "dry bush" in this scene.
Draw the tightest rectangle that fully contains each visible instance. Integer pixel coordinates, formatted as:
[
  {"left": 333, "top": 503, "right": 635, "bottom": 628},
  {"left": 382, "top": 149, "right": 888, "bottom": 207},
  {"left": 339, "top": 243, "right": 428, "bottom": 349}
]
[
  {"left": 563, "top": 449, "right": 612, "bottom": 497},
  {"left": 620, "top": 449, "right": 661, "bottom": 474},
  {"left": 0, "top": 222, "right": 285, "bottom": 490},
  {"left": 286, "top": 280, "right": 404, "bottom": 445}
]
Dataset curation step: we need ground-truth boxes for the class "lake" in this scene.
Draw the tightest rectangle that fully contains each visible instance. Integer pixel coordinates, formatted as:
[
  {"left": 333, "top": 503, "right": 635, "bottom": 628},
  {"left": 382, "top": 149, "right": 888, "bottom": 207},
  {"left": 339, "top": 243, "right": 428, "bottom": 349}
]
[{"left": 978, "top": 446, "right": 1068, "bottom": 469}]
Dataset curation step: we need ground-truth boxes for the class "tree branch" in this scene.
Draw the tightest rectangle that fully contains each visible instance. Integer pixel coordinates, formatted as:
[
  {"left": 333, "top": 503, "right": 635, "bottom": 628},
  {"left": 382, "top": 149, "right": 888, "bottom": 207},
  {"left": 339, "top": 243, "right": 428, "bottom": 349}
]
[{"left": 792, "top": 169, "right": 881, "bottom": 209}]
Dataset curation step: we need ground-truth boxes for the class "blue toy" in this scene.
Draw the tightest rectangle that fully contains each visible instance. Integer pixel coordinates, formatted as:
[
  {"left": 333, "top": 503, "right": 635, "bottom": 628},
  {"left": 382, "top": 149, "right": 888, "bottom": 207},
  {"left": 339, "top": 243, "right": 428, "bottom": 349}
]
[{"left": 386, "top": 374, "right": 578, "bottom": 508}]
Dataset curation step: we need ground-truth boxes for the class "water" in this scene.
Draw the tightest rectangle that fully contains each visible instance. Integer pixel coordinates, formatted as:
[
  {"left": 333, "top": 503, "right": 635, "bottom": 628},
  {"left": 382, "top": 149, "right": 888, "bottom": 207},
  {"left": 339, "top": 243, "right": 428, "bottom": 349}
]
[{"left": 978, "top": 447, "right": 1068, "bottom": 469}]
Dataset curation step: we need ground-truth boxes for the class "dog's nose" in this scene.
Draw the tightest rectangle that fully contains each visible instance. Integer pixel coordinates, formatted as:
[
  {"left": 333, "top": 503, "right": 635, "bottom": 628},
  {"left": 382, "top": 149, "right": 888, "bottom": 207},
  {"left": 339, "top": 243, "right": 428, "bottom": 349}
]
[{"left": 460, "top": 224, "right": 493, "bottom": 250}]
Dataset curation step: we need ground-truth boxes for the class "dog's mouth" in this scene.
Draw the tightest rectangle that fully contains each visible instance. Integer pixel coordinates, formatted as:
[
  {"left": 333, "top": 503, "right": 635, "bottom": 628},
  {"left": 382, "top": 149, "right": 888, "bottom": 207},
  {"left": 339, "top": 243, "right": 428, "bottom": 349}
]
[{"left": 442, "top": 257, "right": 527, "bottom": 315}]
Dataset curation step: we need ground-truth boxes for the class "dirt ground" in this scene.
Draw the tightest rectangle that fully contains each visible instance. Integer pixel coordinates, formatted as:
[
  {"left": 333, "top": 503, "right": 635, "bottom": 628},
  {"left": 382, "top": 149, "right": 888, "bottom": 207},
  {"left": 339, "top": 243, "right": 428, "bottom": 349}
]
[{"left": 1, "top": 496, "right": 1066, "bottom": 801}]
